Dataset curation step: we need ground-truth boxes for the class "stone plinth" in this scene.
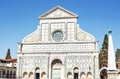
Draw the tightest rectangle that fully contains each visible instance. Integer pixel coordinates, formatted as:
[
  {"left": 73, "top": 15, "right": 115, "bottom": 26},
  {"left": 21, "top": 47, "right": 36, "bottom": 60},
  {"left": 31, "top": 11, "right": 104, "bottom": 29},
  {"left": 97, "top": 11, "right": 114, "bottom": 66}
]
[{"left": 107, "top": 70, "right": 118, "bottom": 79}]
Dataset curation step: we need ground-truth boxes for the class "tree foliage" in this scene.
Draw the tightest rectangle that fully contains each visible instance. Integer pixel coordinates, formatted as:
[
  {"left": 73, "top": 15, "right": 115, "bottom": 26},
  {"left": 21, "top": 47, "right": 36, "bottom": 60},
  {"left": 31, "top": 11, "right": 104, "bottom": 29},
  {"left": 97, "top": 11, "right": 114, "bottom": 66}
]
[
  {"left": 116, "top": 49, "right": 120, "bottom": 59},
  {"left": 5, "top": 48, "right": 11, "bottom": 59},
  {"left": 102, "top": 34, "right": 108, "bottom": 50},
  {"left": 99, "top": 34, "right": 108, "bottom": 68},
  {"left": 116, "top": 48, "right": 120, "bottom": 69},
  {"left": 99, "top": 34, "right": 120, "bottom": 69},
  {"left": 116, "top": 49, "right": 120, "bottom": 63}
]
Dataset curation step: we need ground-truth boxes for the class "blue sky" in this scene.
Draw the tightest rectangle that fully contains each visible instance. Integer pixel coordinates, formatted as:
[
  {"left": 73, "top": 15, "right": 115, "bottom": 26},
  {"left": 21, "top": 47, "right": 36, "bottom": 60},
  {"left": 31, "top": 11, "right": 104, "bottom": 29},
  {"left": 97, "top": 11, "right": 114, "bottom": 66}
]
[{"left": 0, "top": 0, "right": 120, "bottom": 58}]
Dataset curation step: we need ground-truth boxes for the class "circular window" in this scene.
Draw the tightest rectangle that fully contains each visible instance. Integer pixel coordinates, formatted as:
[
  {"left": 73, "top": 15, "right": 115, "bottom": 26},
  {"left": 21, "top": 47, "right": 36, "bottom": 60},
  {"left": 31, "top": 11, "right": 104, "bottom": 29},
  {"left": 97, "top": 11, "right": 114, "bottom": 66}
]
[{"left": 52, "top": 31, "right": 63, "bottom": 42}]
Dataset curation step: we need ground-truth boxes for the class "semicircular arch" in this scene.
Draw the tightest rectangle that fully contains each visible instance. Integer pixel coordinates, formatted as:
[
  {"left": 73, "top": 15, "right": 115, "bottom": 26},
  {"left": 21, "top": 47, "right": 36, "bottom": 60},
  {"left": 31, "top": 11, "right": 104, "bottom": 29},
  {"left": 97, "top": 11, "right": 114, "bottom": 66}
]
[
  {"left": 100, "top": 67, "right": 107, "bottom": 79},
  {"left": 99, "top": 67, "right": 108, "bottom": 73},
  {"left": 23, "top": 72, "right": 28, "bottom": 78}
]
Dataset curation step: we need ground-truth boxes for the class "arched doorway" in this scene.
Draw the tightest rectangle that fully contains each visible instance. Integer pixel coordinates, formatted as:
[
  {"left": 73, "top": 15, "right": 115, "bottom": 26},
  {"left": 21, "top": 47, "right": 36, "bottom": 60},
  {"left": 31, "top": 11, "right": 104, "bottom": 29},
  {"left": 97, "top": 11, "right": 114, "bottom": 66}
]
[
  {"left": 23, "top": 72, "right": 28, "bottom": 79},
  {"left": 29, "top": 72, "right": 34, "bottom": 79},
  {"left": 35, "top": 67, "right": 40, "bottom": 79},
  {"left": 80, "top": 72, "right": 86, "bottom": 79},
  {"left": 51, "top": 59, "right": 62, "bottom": 79},
  {"left": 41, "top": 72, "right": 47, "bottom": 79},
  {"left": 73, "top": 67, "right": 79, "bottom": 79},
  {"left": 67, "top": 72, "right": 73, "bottom": 79},
  {"left": 87, "top": 72, "right": 93, "bottom": 79},
  {"left": 100, "top": 68, "right": 107, "bottom": 79}
]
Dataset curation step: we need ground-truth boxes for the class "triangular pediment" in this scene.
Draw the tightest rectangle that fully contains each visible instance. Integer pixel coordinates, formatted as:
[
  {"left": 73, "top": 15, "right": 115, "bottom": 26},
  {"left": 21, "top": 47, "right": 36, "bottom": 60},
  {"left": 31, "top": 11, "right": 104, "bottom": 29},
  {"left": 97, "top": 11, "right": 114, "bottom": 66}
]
[{"left": 39, "top": 6, "right": 78, "bottom": 19}]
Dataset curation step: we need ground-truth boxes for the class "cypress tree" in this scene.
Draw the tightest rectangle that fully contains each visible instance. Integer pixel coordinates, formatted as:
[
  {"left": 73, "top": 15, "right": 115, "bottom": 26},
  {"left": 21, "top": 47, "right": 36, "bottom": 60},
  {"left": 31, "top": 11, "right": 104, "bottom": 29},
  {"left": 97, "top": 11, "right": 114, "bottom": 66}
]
[
  {"left": 99, "top": 34, "right": 108, "bottom": 68},
  {"left": 102, "top": 34, "right": 108, "bottom": 50},
  {"left": 5, "top": 48, "right": 11, "bottom": 59},
  {"left": 116, "top": 48, "right": 120, "bottom": 69}
]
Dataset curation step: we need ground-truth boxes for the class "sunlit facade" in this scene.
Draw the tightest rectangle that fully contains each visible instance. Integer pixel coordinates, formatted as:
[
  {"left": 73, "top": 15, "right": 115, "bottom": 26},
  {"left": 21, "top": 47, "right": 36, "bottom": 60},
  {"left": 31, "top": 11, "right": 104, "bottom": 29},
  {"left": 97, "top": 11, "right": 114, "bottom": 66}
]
[{"left": 17, "top": 6, "right": 99, "bottom": 79}]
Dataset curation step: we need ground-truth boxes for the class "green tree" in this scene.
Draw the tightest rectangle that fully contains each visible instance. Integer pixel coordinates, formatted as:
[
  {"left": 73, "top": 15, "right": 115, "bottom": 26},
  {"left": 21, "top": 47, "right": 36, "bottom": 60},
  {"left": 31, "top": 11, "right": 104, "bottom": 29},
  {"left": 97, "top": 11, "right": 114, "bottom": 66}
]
[
  {"left": 5, "top": 48, "right": 11, "bottom": 59},
  {"left": 102, "top": 34, "right": 108, "bottom": 50},
  {"left": 99, "top": 34, "right": 108, "bottom": 68},
  {"left": 116, "top": 48, "right": 120, "bottom": 69},
  {"left": 116, "top": 49, "right": 120, "bottom": 59}
]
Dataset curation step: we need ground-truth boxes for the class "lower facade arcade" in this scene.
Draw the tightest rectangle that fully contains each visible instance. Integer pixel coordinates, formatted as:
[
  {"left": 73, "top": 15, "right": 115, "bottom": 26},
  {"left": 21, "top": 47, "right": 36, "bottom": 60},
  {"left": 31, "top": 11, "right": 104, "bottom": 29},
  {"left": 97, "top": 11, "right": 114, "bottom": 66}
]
[{"left": 17, "top": 54, "right": 98, "bottom": 79}]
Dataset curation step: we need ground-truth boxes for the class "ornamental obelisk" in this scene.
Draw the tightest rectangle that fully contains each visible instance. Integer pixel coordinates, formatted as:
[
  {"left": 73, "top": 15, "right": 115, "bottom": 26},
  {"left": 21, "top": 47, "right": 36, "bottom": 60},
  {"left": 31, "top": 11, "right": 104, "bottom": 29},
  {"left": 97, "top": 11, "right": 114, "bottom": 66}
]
[
  {"left": 107, "top": 30, "right": 117, "bottom": 79},
  {"left": 108, "top": 30, "right": 116, "bottom": 70}
]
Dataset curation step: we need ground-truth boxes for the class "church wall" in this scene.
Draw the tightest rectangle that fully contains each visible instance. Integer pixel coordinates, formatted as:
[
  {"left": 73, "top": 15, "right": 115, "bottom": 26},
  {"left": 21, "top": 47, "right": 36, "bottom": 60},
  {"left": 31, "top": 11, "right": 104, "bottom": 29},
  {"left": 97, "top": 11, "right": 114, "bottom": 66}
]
[
  {"left": 17, "top": 54, "right": 49, "bottom": 79},
  {"left": 40, "top": 18, "right": 77, "bottom": 24},
  {"left": 17, "top": 46, "right": 98, "bottom": 79},
  {"left": 17, "top": 6, "right": 99, "bottom": 79},
  {"left": 20, "top": 43, "right": 96, "bottom": 53},
  {"left": 65, "top": 54, "right": 94, "bottom": 78}
]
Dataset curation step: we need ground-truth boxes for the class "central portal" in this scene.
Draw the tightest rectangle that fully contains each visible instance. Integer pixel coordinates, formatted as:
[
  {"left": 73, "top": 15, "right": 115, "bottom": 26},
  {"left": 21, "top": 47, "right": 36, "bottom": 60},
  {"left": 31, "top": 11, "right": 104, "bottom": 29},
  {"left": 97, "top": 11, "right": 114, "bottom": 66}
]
[{"left": 51, "top": 59, "right": 62, "bottom": 79}]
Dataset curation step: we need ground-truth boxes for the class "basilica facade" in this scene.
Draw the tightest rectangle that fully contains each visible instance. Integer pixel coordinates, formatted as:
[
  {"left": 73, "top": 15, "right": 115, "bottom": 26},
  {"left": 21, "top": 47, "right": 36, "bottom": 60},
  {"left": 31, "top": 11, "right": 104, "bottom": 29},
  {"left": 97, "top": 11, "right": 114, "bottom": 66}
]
[{"left": 17, "top": 6, "right": 99, "bottom": 79}]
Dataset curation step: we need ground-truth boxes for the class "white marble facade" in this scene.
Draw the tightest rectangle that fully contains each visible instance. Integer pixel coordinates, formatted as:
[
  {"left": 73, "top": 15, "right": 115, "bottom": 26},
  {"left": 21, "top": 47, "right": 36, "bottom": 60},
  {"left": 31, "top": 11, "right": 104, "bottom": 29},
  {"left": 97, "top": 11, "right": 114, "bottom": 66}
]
[{"left": 17, "top": 6, "right": 99, "bottom": 79}]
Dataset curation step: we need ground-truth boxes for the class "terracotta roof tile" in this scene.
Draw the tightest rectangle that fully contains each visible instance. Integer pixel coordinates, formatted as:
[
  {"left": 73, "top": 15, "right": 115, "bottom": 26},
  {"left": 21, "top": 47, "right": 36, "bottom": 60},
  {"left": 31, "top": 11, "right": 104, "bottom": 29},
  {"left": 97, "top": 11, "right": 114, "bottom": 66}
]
[{"left": 6, "top": 58, "right": 17, "bottom": 62}]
